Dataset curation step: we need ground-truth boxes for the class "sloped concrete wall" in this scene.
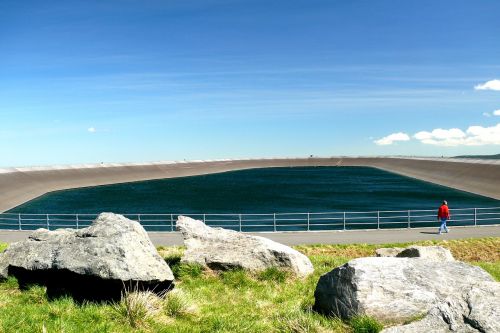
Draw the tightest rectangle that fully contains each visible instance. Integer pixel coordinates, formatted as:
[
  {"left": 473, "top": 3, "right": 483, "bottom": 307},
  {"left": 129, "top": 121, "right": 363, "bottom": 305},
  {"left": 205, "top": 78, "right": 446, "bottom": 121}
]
[{"left": 0, "top": 157, "right": 498, "bottom": 212}]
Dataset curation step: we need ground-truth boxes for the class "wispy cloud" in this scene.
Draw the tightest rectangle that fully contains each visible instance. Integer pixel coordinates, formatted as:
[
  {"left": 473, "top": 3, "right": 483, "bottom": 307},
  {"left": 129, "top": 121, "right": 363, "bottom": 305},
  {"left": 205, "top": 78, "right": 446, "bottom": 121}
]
[
  {"left": 414, "top": 124, "right": 500, "bottom": 146},
  {"left": 474, "top": 79, "right": 500, "bottom": 91},
  {"left": 87, "top": 127, "right": 96, "bottom": 133},
  {"left": 414, "top": 128, "right": 466, "bottom": 146},
  {"left": 377, "top": 123, "right": 500, "bottom": 147},
  {"left": 483, "top": 109, "right": 500, "bottom": 117},
  {"left": 374, "top": 132, "right": 410, "bottom": 145}
]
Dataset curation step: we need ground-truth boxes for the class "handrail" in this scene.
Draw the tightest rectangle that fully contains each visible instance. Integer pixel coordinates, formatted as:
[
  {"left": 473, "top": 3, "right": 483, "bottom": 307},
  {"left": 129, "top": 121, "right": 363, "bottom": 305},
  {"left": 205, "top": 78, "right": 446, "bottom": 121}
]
[{"left": 0, "top": 206, "right": 499, "bottom": 232}]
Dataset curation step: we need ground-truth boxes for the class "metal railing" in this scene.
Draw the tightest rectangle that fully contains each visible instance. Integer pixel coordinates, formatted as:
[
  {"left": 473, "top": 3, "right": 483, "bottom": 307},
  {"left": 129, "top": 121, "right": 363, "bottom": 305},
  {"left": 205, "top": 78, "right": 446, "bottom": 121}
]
[
  {"left": 0, "top": 207, "right": 500, "bottom": 232},
  {"left": 1, "top": 206, "right": 499, "bottom": 232}
]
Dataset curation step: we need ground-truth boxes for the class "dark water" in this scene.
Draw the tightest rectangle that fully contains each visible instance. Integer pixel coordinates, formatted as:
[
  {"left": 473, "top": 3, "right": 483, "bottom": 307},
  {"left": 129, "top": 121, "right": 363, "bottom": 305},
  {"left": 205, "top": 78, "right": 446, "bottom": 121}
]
[{"left": 9, "top": 166, "right": 499, "bottom": 213}]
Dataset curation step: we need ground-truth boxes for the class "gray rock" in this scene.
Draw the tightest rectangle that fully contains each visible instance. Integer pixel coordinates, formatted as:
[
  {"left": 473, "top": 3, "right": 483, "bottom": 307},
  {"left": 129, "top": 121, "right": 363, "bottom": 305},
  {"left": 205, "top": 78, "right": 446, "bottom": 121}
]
[
  {"left": 313, "top": 257, "right": 495, "bottom": 323},
  {"left": 375, "top": 247, "right": 405, "bottom": 257},
  {"left": 375, "top": 245, "right": 454, "bottom": 261},
  {"left": 0, "top": 213, "right": 174, "bottom": 301},
  {"left": 396, "top": 246, "right": 455, "bottom": 261},
  {"left": 176, "top": 216, "right": 314, "bottom": 277},
  {"left": 382, "top": 281, "right": 500, "bottom": 333}
]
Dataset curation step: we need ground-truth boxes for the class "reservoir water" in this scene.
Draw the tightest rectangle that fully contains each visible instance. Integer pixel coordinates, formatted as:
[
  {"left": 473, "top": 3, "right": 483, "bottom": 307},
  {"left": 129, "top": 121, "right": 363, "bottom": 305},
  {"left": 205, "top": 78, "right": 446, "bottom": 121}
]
[{"left": 9, "top": 167, "right": 499, "bottom": 215}]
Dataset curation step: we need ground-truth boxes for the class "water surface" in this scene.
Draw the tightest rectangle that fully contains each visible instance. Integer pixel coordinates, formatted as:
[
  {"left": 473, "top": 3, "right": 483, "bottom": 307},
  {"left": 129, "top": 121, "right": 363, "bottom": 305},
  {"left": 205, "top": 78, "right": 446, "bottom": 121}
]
[{"left": 10, "top": 166, "right": 498, "bottom": 214}]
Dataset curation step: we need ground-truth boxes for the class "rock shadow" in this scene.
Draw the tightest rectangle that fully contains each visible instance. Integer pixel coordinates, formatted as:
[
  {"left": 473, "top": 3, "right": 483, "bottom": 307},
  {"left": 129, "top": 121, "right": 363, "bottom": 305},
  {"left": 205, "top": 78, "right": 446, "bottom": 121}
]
[{"left": 9, "top": 266, "right": 174, "bottom": 303}]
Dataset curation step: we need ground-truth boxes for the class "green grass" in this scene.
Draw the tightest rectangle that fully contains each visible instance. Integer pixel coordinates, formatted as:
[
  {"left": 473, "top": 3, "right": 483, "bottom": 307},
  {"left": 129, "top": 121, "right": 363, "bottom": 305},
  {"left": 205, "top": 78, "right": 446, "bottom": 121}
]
[
  {"left": 349, "top": 315, "right": 384, "bottom": 333},
  {"left": 0, "top": 238, "right": 498, "bottom": 332}
]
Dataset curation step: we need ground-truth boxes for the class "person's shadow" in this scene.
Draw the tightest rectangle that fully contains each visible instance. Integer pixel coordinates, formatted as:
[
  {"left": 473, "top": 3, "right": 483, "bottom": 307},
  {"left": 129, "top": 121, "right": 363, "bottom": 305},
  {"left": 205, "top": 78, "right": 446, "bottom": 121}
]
[{"left": 420, "top": 231, "right": 440, "bottom": 235}]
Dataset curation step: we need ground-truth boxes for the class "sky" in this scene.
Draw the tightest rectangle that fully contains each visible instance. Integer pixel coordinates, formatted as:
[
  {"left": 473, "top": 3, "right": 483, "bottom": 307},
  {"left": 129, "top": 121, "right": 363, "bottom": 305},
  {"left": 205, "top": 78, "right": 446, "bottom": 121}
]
[{"left": 1, "top": 0, "right": 500, "bottom": 167}]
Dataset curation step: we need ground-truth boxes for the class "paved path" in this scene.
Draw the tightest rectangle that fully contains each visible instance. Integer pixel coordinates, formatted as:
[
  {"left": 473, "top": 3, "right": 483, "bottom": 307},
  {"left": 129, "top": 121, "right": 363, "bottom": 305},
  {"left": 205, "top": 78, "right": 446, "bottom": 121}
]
[{"left": 1, "top": 225, "right": 499, "bottom": 246}]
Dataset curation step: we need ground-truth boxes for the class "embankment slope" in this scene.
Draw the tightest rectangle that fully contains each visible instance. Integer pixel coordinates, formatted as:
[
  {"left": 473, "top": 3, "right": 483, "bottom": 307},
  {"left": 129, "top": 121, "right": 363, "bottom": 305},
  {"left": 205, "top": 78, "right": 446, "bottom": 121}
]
[{"left": 0, "top": 157, "right": 499, "bottom": 212}]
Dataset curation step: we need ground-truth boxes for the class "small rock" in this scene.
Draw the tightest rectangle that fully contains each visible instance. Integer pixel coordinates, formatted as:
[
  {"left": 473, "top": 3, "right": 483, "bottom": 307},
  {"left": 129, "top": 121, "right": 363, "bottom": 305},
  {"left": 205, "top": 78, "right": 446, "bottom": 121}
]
[
  {"left": 396, "top": 246, "right": 454, "bottom": 261},
  {"left": 375, "top": 245, "right": 454, "bottom": 261},
  {"left": 375, "top": 247, "right": 405, "bottom": 257}
]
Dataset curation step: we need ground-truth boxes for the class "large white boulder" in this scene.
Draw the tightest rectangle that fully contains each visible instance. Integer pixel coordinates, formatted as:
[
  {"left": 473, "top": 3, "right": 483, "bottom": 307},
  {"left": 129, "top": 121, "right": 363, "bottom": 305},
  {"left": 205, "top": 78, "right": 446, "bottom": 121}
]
[
  {"left": 0, "top": 213, "right": 174, "bottom": 301},
  {"left": 176, "top": 216, "right": 314, "bottom": 277},
  {"left": 382, "top": 281, "right": 500, "bottom": 332},
  {"left": 313, "top": 256, "right": 497, "bottom": 327}
]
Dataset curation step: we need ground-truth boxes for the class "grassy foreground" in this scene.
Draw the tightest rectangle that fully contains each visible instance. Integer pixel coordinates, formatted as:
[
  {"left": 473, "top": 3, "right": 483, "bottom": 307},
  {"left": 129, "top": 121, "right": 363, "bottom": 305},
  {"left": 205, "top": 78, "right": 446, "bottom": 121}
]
[{"left": 0, "top": 237, "right": 498, "bottom": 333}]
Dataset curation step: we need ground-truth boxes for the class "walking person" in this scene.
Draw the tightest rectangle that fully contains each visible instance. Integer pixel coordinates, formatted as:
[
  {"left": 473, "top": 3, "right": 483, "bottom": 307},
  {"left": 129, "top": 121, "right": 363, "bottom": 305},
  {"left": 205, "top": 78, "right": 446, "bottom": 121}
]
[{"left": 437, "top": 200, "right": 450, "bottom": 234}]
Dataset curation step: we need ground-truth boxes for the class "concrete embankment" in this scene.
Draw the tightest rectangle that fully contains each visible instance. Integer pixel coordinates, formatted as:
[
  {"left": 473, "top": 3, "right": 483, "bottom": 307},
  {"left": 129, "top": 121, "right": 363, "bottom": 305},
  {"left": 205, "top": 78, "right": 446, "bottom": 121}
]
[{"left": 0, "top": 157, "right": 499, "bottom": 212}]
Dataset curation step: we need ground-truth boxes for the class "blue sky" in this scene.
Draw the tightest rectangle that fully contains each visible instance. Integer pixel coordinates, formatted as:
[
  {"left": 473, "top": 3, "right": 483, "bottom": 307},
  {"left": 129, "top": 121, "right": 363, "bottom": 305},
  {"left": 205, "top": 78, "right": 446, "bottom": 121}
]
[{"left": 1, "top": 0, "right": 499, "bottom": 167}]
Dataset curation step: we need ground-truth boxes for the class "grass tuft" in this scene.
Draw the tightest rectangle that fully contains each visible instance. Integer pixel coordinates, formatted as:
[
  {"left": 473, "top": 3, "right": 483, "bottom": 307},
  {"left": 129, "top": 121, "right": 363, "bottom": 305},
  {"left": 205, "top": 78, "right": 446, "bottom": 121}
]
[
  {"left": 349, "top": 315, "right": 384, "bottom": 333},
  {"left": 112, "top": 289, "right": 162, "bottom": 328},
  {"left": 219, "top": 268, "right": 257, "bottom": 289},
  {"left": 257, "top": 267, "right": 290, "bottom": 283},
  {"left": 473, "top": 261, "right": 500, "bottom": 281},
  {"left": 158, "top": 246, "right": 185, "bottom": 267},
  {"left": 163, "top": 289, "right": 197, "bottom": 318},
  {"left": 172, "top": 262, "right": 204, "bottom": 279}
]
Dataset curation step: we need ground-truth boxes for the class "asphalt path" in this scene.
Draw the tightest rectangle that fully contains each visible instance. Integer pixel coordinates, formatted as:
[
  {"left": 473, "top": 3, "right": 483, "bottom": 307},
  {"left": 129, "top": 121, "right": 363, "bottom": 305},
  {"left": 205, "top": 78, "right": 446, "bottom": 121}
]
[{"left": 1, "top": 225, "right": 499, "bottom": 246}]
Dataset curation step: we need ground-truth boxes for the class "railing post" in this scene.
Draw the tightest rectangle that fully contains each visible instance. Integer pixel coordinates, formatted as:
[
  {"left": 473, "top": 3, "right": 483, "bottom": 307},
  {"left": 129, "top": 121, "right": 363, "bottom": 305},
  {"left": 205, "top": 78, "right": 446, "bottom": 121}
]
[
  {"left": 474, "top": 208, "right": 477, "bottom": 226},
  {"left": 343, "top": 212, "right": 346, "bottom": 230},
  {"left": 18, "top": 213, "right": 21, "bottom": 231},
  {"left": 170, "top": 214, "right": 174, "bottom": 232},
  {"left": 307, "top": 213, "right": 310, "bottom": 231},
  {"left": 46, "top": 214, "right": 50, "bottom": 230},
  {"left": 377, "top": 211, "right": 380, "bottom": 229},
  {"left": 76, "top": 214, "right": 79, "bottom": 229},
  {"left": 273, "top": 213, "right": 276, "bottom": 232},
  {"left": 408, "top": 210, "right": 411, "bottom": 229},
  {"left": 238, "top": 214, "right": 242, "bottom": 232}
]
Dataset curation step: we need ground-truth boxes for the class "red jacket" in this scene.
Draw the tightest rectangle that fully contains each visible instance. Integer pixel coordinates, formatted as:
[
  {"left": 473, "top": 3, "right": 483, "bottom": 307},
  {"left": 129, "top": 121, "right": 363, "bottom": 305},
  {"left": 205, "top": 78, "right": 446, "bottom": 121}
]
[{"left": 437, "top": 204, "right": 450, "bottom": 219}]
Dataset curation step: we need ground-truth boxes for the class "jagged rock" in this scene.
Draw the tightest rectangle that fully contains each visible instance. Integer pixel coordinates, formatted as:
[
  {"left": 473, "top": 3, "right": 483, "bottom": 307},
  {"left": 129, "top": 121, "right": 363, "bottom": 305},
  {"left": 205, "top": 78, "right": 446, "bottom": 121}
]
[
  {"left": 313, "top": 257, "right": 495, "bottom": 324},
  {"left": 0, "top": 213, "right": 174, "bottom": 301},
  {"left": 375, "top": 247, "right": 405, "bottom": 257},
  {"left": 375, "top": 245, "right": 454, "bottom": 261},
  {"left": 176, "top": 216, "right": 314, "bottom": 277},
  {"left": 382, "top": 281, "right": 500, "bottom": 332}
]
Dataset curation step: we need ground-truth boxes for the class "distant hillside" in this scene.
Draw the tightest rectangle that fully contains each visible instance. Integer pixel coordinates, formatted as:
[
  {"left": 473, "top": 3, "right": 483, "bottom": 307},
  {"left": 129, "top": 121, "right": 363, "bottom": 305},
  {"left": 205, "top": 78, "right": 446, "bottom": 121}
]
[{"left": 455, "top": 154, "right": 500, "bottom": 160}]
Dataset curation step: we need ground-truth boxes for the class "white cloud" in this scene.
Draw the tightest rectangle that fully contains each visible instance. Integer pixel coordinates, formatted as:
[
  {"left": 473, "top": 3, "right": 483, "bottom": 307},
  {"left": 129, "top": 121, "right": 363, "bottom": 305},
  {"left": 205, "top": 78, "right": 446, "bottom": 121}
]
[
  {"left": 474, "top": 79, "right": 500, "bottom": 91},
  {"left": 483, "top": 112, "right": 491, "bottom": 117},
  {"left": 374, "top": 132, "right": 410, "bottom": 145},
  {"left": 87, "top": 127, "right": 96, "bottom": 133},
  {"left": 414, "top": 124, "right": 500, "bottom": 146},
  {"left": 494, "top": 110, "right": 500, "bottom": 116}
]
